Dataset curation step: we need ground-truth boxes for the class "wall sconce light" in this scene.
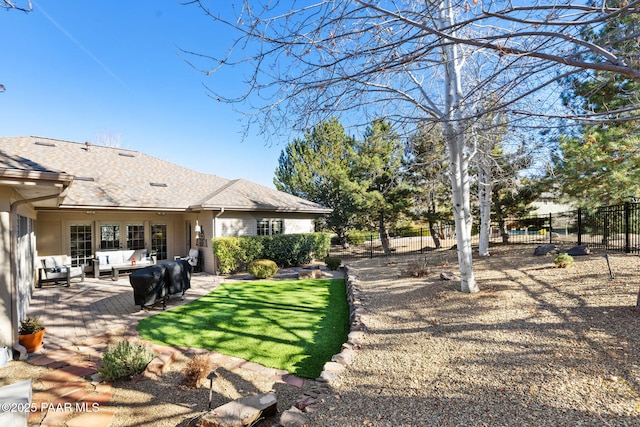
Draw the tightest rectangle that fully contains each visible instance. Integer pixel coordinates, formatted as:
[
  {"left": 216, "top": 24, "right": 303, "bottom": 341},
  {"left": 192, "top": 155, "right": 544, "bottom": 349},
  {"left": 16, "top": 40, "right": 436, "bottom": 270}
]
[{"left": 195, "top": 218, "right": 202, "bottom": 236}]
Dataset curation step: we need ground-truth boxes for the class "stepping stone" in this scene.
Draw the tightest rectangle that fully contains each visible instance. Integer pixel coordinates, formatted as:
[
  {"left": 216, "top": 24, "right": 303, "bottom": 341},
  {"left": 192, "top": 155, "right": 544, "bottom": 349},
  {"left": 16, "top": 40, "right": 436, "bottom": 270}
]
[
  {"left": 41, "top": 407, "right": 72, "bottom": 426},
  {"left": 66, "top": 406, "right": 116, "bottom": 427},
  {"left": 198, "top": 392, "right": 277, "bottom": 427}
]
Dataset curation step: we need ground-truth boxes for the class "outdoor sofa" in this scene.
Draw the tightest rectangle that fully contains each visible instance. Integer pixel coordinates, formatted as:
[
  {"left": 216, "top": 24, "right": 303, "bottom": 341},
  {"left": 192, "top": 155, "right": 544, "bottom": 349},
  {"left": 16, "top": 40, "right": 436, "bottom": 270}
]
[{"left": 93, "top": 249, "right": 156, "bottom": 280}]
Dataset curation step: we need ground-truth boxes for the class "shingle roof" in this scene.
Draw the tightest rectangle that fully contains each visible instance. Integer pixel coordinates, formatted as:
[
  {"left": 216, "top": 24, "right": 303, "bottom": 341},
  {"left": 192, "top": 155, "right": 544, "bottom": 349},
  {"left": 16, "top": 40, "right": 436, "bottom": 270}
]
[{"left": 0, "top": 136, "right": 330, "bottom": 213}]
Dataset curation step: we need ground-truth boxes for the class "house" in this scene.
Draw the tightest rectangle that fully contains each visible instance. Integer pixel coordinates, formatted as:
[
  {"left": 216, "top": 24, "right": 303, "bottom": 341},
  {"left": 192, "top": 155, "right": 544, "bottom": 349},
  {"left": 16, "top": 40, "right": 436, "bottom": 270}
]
[
  {"left": 0, "top": 136, "right": 330, "bottom": 356},
  {"left": 530, "top": 191, "right": 575, "bottom": 216}
]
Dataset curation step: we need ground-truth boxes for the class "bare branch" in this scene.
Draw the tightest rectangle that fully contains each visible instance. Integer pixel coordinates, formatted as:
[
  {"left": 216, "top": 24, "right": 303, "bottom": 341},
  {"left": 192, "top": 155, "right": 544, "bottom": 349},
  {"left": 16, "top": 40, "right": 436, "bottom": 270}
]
[{"left": 1, "top": 0, "right": 31, "bottom": 12}]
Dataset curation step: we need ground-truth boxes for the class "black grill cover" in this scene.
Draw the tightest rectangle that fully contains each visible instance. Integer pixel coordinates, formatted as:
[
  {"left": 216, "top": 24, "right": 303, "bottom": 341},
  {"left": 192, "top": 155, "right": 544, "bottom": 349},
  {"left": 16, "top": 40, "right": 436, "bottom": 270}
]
[
  {"left": 160, "top": 259, "right": 192, "bottom": 295},
  {"left": 129, "top": 264, "right": 168, "bottom": 308},
  {"left": 129, "top": 260, "right": 193, "bottom": 309}
]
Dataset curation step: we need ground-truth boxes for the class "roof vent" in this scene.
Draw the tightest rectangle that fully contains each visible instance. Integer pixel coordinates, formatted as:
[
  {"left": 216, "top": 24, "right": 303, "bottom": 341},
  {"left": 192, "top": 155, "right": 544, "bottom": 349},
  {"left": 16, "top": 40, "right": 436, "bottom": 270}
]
[
  {"left": 118, "top": 152, "right": 135, "bottom": 158},
  {"left": 150, "top": 182, "right": 167, "bottom": 187},
  {"left": 35, "top": 141, "right": 56, "bottom": 147}
]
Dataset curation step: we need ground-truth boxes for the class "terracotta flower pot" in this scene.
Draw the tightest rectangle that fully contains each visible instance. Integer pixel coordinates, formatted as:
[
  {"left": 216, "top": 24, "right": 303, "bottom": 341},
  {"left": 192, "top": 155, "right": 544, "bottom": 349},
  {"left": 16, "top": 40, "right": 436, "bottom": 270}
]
[{"left": 18, "top": 328, "right": 46, "bottom": 353}]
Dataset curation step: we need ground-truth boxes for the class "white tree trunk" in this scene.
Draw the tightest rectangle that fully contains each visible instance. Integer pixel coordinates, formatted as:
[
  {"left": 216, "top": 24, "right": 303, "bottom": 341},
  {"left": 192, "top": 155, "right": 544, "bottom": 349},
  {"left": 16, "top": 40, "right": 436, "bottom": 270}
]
[
  {"left": 477, "top": 150, "right": 492, "bottom": 257},
  {"left": 440, "top": 0, "right": 478, "bottom": 294}
]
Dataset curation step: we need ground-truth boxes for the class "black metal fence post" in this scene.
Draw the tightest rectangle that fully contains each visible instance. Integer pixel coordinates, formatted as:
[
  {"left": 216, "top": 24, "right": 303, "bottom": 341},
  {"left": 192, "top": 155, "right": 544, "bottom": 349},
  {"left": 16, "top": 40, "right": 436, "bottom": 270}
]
[
  {"left": 577, "top": 208, "right": 582, "bottom": 246},
  {"left": 369, "top": 234, "right": 374, "bottom": 259},
  {"left": 625, "top": 201, "right": 631, "bottom": 253},
  {"left": 549, "top": 213, "right": 553, "bottom": 244}
]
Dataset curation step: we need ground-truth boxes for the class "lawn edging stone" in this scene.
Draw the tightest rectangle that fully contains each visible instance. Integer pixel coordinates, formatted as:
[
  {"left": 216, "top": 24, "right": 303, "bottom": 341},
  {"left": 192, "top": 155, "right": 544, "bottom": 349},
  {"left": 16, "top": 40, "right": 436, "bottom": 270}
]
[{"left": 281, "top": 265, "right": 366, "bottom": 426}]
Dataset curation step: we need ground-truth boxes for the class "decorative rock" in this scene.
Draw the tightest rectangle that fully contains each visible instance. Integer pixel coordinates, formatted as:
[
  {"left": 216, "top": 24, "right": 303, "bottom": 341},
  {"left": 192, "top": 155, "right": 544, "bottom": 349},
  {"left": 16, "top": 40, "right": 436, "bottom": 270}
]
[
  {"left": 534, "top": 244, "right": 559, "bottom": 256},
  {"left": 440, "top": 271, "right": 460, "bottom": 281},
  {"left": 322, "top": 361, "right": 346, "bottom": 376},
  {"left": 197, "top": 393, "right": 277, "bottom": 427},
  {"left": 567, "top": 244, "right": 591, "bottom": 256},
  {"left": 317, "top": 370, "right": 337, "bottom": 383},
  {"left": 297, "top": 269, "right": 323, "bottom": 279},
  {"left": 280, "top": 406, "right": 309, "bottom": 427}
]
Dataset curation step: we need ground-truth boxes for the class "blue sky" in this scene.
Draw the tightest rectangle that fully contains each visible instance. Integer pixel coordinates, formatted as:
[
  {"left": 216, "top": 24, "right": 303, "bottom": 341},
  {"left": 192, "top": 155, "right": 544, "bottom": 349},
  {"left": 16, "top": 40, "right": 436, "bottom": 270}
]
[{"left": 1, "top": 1, "right": 283, "bottom": 188}]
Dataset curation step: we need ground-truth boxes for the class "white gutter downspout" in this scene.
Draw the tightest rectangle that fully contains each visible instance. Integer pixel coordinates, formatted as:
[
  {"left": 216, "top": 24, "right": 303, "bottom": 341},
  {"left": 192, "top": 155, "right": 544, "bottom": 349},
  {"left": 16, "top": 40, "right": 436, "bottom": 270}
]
[
  {"left": 213, "top": 208, "right": 224, "bottom": 274},
  {"left": 10, "top": 189, "right": 69, "bottom": 360}
]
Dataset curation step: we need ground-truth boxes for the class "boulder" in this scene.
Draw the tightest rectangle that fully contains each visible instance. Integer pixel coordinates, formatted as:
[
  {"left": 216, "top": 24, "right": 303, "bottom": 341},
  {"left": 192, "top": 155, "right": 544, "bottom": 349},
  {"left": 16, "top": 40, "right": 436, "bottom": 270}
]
[
  {"left": 440, "top": 271, "right": 460, "bottom": 281},
  {"left": 197, "top": 392, "right": 277, "bottom": 427},
  {"left": 567, "top": 244, "right": 591, "bottom": 256},
  {"left": 280, "top": 407, "right": 309, "bottom": 427},
  {"left": 533, "top": 244, "right": 558, "bottom": 256}
]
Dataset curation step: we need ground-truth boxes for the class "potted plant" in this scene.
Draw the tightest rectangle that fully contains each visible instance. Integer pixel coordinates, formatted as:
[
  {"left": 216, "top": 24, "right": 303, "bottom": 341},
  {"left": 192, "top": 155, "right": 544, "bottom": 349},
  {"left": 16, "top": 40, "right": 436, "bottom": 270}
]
[{"left": 18, "top": 316, "right": 45, "bottom": 353}]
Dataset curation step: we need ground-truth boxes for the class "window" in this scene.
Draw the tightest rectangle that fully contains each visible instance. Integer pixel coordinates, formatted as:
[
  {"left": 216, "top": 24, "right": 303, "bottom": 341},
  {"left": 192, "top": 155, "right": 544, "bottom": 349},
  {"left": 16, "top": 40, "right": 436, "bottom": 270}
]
[
  {"left": 257, "top": 219, "right": 283, "bottom": 236},
  {"left": 100, "top": 224, "right": 120, "bottom": 250},
  {"left": 151, "top": 224, "right": 167, "bottom": 260},
  {"left": 271, "top": 220, "right": 283, "bottom": 235},
  {"left": 257, "top": 219, "right": 270, "bottom": 236},
  {"left": 127, "top": 224, "right": 145, "bottom": 250},
  {"left": 70, "top": 224, "right": 92, "bottom": 266}
]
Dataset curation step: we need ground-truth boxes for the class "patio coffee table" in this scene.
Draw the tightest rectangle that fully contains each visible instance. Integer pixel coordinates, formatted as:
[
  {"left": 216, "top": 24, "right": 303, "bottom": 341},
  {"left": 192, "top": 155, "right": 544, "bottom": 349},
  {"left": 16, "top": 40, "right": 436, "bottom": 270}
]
[{"left": 112, "top": 263, "right": 150, "bottom": 280}]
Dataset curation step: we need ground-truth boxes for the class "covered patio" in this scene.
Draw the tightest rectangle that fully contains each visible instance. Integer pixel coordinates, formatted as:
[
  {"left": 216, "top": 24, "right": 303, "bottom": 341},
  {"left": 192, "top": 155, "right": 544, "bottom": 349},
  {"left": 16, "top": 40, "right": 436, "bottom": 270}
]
[{"left": 26, "top": 272, "right": 224, "bottom": 353}]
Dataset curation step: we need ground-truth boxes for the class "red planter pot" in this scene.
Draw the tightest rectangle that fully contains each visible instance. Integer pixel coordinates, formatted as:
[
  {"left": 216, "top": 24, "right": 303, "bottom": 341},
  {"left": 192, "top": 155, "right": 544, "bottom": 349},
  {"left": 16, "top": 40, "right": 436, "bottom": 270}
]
[{"left": 18, "top": 328, "right": 46, "bottom": 353}]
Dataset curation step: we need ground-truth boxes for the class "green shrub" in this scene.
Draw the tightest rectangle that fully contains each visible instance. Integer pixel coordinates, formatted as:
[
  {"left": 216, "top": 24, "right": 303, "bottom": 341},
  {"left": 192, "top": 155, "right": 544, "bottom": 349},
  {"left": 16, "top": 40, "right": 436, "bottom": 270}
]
[
  {"left": 393, "top": 226, "right": 422, "bottom": 237},
  {"left": 324, "top": 257, "right": 342, "bottom": 271},
  {"left": 346, "top": 232, "right": 368, "bottom": 245},
  {"left": 262, "top": 234, "right": 317, "bottom": 267},
  {"left": 311, "top": 232, "right": 331, "bottom": 260},
  {"left": 98, "top": 340, "right": 155, "bottom": 381},
  {"left": 248, "top": 259, "right": 279, "bottom": 279},
  {"left": 554, "top": 253, "right": 574, "bottom": 268},
  {"left": 212, "top": 237, "right": 243, "bottom": 274},
  {"left": 214, "top": 233, "right": 327, "bottom": 273}
]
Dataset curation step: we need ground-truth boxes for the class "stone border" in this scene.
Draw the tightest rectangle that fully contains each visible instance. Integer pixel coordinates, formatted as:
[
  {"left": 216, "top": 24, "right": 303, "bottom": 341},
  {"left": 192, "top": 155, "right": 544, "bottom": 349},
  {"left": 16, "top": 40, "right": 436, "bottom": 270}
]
[{"left": 281, "top": 265, "right": 367, "bottom": 426}]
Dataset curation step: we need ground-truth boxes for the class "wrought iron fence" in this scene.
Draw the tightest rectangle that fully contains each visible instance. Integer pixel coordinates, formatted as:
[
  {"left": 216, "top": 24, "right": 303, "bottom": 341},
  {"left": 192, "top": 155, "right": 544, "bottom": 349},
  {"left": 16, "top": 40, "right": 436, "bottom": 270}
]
[{"left": 327, "top": 202, "right": 640, "bottom": 260}]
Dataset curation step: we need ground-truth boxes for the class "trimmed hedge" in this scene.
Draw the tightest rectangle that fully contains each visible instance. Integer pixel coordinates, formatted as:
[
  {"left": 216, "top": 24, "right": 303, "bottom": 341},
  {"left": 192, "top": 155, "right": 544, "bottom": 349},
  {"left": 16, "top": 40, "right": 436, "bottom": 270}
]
[{"left": 212, "top": 232, "right": 331, "bottom": 274}]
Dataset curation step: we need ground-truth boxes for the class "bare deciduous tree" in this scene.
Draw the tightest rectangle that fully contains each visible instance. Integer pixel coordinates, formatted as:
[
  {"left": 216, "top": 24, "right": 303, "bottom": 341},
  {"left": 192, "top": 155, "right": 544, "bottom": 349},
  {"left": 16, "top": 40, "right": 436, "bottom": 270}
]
[
  {"left": 1, "top": 0, "right": 31, "bottom": 12},
  {"left": 184, "top": 0, "right": 640, "bottom": 293}
]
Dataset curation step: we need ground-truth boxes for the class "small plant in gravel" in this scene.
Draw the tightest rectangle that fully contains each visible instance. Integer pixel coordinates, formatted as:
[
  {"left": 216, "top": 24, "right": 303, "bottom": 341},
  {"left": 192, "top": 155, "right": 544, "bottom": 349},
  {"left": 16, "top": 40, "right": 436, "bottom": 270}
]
[
  {"left": 248, "top": 259, "right": 279, "bottom": 279},
  {"left": 98, "top": 340, "right": 155, "bottom": 381},
  {"left": 554, "top": 253, "right": 575, "bottom": 268},
  {"left": 324, "top": 257, "right": 342, "bottom": 271},
  {"left": 406, "top": 257, "right": 431, "bottom": 277},
  {"left": 183, "top": 354, "right": 215, "bottom": 388}
]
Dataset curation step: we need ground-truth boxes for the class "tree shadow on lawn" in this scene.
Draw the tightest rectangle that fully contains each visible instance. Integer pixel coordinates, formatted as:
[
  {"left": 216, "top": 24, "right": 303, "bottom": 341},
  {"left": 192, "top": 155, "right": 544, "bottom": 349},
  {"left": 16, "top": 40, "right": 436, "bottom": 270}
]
[{"left": 136, "top": 278, "right": 350, "bottom": 379}]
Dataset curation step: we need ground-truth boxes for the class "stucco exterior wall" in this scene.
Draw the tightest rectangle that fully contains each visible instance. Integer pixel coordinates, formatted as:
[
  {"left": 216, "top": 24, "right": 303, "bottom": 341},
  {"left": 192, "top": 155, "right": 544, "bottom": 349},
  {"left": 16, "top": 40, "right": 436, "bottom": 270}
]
[
  {"left": 0, "top": 187, "right": 38, "bottom": 350},
  {"left": 0, "top": 192, "right": 11, "bottom": 349},
  {"left": 36, "top": 211, "right": 187, "bottom": 263}
]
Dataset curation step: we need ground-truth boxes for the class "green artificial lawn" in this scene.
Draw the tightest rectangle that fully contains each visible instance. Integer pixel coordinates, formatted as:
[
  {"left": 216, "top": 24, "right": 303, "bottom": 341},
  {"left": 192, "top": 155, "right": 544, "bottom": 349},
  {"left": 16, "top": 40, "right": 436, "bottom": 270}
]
[{"left": 137, "top": 278, "right": 349, "bottom": 378}]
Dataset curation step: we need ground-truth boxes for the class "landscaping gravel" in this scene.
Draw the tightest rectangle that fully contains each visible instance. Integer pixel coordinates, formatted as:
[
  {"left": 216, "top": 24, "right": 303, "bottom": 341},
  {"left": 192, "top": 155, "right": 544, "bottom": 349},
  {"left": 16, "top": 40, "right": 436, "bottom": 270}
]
[
  {"left": 4, "top": 244, "right": 640, "bottom": 426},
  {"left": 305, "top": 245, "right": 640, "bottom": 426}
]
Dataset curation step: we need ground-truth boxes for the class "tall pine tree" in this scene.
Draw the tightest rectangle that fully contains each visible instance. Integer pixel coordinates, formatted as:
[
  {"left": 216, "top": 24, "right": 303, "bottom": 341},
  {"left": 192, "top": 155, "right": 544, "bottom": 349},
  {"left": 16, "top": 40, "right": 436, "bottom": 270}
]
[{"left": 555, "top": 0, "right": 640, "bottom": 207}]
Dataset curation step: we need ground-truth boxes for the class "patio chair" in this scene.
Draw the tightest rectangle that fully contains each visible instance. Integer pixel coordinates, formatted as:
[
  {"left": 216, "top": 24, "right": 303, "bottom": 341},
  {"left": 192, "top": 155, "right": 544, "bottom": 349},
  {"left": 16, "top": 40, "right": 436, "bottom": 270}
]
[
  {"left": 38, "top": 255, "right": 85, "bottom": 288},
  {"left": 181, "top": 248, "right": 201, "bottom": 272}
]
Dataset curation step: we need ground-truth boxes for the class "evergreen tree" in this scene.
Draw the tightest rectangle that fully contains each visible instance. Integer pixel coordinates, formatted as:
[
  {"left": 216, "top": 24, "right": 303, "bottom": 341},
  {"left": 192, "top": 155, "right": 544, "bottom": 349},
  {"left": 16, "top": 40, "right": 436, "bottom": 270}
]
[
  {"left": 355, "top": 119, "right": 413, "bottom": 255},
  {"left": 274, "top": 118, "right": 366, "bottom": 246},
  {"left": 555, "top": 0, "right": 640, "bottom": 207},
  {"left": 404, "top": 123, "right": 452, "bottom": 249}
]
